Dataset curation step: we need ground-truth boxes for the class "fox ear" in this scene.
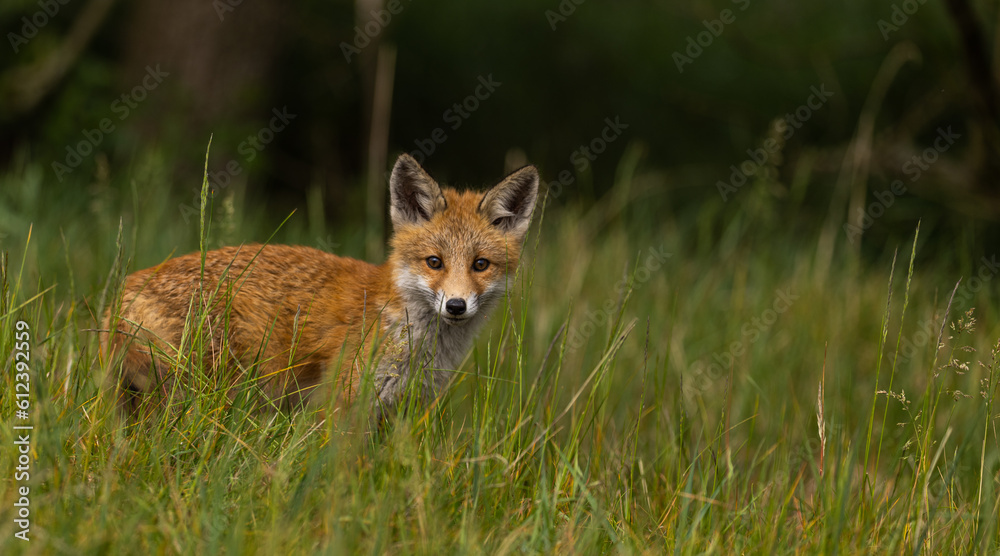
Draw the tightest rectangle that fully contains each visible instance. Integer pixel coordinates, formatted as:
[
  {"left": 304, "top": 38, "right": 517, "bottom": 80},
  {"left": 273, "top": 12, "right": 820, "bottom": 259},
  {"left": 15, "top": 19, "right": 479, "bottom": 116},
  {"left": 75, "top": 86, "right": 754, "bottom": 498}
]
[
  {"left": 389, "top": 154, "right": 446, "bottom": 228},
  {"left": 479, "top": 165, "right": 539, "bottom": 240}
]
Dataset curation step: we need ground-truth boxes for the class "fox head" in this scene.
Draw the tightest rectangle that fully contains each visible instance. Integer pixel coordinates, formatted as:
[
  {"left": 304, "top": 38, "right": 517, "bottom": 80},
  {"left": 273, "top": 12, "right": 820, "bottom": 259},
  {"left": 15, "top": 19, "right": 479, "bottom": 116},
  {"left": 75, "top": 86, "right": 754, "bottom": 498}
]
[{"left": 386, "top": 154, "right": 539, "bottom": 327}]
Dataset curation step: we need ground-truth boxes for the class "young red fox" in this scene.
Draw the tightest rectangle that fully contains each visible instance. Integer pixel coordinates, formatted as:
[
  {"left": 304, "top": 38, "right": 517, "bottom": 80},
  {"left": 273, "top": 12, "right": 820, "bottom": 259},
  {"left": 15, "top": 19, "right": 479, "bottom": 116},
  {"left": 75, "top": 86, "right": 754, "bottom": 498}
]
[{"left": 104, "top": 154, "right": 539, "bottom": 419}]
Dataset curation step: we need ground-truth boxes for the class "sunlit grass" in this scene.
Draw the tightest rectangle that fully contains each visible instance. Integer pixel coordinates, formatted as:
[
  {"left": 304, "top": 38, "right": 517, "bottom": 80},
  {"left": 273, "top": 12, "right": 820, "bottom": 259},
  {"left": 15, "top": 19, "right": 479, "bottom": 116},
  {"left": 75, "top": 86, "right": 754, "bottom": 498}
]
[{"left": 0, "top": 149, "right": 998, "bottom": 554}]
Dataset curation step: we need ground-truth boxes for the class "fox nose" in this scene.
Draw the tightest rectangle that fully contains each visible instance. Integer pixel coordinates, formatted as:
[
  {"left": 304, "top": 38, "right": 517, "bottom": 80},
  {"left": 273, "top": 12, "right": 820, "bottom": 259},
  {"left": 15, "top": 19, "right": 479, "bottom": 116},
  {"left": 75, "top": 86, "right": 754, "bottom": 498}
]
[{"left": 445, "top": 298, "right": 467, "bottom": 316}]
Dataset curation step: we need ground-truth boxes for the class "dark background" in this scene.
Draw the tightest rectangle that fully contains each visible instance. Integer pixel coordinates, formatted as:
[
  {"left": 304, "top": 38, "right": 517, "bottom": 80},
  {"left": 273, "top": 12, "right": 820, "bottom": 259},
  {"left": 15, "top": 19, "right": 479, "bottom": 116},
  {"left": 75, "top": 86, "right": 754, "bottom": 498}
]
[{"left": 1, "top": 0, "right": 998, "bottom": 262}]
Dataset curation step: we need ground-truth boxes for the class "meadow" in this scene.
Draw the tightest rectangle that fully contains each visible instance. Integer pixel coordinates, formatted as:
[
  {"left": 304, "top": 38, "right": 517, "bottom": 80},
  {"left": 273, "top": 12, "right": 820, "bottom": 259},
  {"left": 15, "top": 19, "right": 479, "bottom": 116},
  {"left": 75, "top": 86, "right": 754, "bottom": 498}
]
[{"left": 0, "top": 148, "right": 998, "bottom": 554}]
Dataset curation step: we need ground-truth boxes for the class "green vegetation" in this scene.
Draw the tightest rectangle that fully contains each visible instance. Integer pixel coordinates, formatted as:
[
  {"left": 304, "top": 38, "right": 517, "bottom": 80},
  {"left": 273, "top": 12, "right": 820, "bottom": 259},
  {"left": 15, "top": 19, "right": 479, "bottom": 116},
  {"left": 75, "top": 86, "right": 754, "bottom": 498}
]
[
  {"left": 1, "top": 148, "right": 997, "bottom": 554},
  {"left": 1, "top": 0, "right": 998, "bottom": 552}
]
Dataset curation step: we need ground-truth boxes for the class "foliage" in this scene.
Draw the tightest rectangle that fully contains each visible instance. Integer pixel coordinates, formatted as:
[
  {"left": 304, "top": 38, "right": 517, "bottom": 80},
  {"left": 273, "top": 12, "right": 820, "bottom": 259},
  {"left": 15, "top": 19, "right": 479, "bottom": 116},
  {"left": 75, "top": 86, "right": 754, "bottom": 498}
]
[{"left": 1, "top": 149, "right": 998, "bottom": 554}]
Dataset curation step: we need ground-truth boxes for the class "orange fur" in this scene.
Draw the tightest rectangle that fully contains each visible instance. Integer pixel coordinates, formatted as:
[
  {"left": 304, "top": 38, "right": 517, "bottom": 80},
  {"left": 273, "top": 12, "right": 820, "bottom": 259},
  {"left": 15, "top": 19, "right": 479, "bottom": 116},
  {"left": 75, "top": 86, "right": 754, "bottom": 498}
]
[{"left": 104, "top": 155, "right": 539, "bottom": 420}]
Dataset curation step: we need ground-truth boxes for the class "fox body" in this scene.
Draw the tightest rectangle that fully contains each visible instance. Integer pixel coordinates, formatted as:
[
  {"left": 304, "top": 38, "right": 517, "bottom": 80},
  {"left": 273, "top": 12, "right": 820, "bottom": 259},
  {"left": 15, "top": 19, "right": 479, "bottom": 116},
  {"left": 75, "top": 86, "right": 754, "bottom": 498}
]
[{"left": 105, "top": 154, "right": 539, "bottom": 418}]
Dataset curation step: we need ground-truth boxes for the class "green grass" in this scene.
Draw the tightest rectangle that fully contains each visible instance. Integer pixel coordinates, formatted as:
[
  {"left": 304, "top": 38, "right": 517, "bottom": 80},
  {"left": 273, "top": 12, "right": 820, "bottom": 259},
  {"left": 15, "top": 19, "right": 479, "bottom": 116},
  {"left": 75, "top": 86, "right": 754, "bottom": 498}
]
[{"left": 1, "top": 149, "right": 998, "bottom": 554}]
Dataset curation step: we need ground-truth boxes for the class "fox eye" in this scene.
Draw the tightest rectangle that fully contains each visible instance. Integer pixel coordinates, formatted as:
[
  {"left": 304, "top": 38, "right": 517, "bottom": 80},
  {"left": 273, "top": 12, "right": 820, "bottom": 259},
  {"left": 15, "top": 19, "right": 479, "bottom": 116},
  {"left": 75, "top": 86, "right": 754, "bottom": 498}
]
[
  {"left": 472, "top": 258, "right": 490, "bottom": 272},
  {"left": 426, "top": 256, "right": 443, "bottom": 269}
]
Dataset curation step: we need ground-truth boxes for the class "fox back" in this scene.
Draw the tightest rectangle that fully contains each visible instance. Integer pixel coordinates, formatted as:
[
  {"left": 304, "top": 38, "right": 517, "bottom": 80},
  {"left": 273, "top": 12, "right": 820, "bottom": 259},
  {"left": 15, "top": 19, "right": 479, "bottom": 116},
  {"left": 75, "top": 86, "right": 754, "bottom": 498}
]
[{"left": 104, "top": 154, "right": 539, "bottom": 419}]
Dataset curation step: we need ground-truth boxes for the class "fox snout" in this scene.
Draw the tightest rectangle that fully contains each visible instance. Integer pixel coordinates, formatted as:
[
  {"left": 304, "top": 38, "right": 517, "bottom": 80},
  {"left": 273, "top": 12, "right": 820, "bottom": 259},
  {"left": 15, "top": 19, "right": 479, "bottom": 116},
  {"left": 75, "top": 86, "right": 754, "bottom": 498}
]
[
  {"left": 445, "top": 298, "right": 466, "bottom": 316},
  {"left": 436, "top": 291, "right": 479, "bottom": 323}
]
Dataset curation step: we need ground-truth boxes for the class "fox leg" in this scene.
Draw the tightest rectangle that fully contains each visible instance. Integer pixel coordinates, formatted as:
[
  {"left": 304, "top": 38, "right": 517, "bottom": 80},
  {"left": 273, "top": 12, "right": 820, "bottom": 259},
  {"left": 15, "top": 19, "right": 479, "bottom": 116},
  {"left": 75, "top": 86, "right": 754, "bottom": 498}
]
[{"left": 105, "top": 319, "right": 174, "bottom": 419}]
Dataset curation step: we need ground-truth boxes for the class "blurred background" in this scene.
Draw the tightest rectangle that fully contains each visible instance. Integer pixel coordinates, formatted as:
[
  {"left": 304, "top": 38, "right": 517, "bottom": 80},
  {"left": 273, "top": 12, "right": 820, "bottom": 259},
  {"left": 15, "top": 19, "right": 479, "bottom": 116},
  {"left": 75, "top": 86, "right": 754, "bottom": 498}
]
[
  {"left": 2, "top": 5, "right": 1000, "bottom": 548},
  {"left": 1, "top": 0, "right": 998, "bottom": 269}
]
